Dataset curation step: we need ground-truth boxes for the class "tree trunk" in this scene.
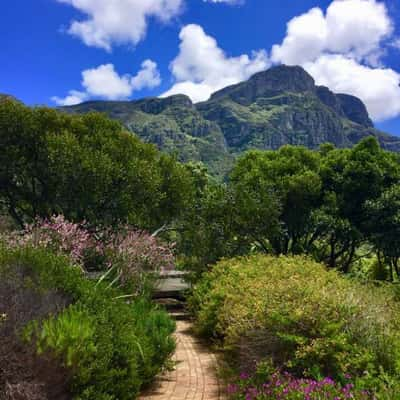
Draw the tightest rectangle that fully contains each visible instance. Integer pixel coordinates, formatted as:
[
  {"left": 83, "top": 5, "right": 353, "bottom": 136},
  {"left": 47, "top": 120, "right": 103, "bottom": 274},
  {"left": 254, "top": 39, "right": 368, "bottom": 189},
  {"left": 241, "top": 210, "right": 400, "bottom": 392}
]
[{"left": 342, "top": 242, "right": 356, "bottom": 274}]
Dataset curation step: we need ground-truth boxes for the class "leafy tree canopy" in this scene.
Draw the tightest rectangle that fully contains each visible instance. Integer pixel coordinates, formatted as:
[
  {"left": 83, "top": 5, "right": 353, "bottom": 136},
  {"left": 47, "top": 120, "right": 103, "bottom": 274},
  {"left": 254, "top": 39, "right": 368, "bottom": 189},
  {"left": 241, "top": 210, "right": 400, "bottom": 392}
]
[{"left": 0, "top": 99, "right": 194, "bottom": 230}]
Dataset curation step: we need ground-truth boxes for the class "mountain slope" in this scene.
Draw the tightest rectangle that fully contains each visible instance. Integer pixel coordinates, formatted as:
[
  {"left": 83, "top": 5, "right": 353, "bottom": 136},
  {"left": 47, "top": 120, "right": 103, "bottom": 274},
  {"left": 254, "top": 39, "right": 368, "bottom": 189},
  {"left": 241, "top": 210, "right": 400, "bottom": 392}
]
[{"left": 64, "top": 65, "right": 400, "bottom": 176}]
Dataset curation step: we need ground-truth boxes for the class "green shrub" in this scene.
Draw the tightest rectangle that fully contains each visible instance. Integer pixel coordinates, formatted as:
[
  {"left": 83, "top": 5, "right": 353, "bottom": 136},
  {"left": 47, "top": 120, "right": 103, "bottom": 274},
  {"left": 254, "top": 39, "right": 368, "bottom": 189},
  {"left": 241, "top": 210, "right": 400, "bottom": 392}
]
[
  {"left": 190, "top": 254, "right": 400, "bottom": 390},
  {"left": 0, "top": 245, "right": 175, "bottom": 400}
]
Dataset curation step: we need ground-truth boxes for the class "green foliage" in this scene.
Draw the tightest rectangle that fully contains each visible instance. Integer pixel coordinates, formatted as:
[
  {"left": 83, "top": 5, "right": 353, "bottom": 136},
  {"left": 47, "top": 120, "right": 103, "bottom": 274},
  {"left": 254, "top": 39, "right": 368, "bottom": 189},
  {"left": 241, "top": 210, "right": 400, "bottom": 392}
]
[
  {"left": 25, "top": 305, "right": 97, "bottom": 369},
  {"left": 364, "top": 184, "right": 400, "bottom": 280},
  {"left": 66, "top": 96, "right": 234, "bottom": 178},
  {"left": 317, "top": 138, "right": 400, "bottom": 271},
  {"left": 178, "top": 172, "right": 281, "bottom": 275},
  {"left": 190, "top": 254, "right": 400, "bottom": 391},
  {"left": 179, "top": 182, "right": 246, "bottom": 275},
  {"left": 0, "top": 99, "right": 194, "bottom": 230},
  {"left": 180, "top": 137, "right": 400, "bottom": 276},
  {"left": 2, "top": 97, "right": 400, "bottom": 278},
  {"left": 0, "top": 245, "right": 175, "bottom": 400},
  {"left": 230, "top": 146, "right": 321, "bottom": 255}
]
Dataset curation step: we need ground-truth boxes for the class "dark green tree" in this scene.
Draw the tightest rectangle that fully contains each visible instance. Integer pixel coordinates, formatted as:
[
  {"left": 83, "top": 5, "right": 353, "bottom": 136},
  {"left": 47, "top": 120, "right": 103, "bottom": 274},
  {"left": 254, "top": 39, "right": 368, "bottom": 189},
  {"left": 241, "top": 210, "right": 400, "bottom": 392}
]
[
  {"left": 365, "top": 184, "right": 400, "bottom": 280},
  {"left": 230, "top": 146, "right": 322, "bottom": 255},
  {"left": 319, "top": 137, "right": 400, "bottom": 271},
  {"left": 0, "top": 99, "right": 194, "bottom": 229}
]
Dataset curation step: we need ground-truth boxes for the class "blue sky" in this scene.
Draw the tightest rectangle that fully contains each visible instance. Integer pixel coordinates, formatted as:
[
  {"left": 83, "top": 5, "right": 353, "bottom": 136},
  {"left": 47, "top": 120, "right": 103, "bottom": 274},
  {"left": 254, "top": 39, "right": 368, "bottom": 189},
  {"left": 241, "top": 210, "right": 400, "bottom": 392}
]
[{"left": 1, "top": 0, "right": 400, "bottom": 135}]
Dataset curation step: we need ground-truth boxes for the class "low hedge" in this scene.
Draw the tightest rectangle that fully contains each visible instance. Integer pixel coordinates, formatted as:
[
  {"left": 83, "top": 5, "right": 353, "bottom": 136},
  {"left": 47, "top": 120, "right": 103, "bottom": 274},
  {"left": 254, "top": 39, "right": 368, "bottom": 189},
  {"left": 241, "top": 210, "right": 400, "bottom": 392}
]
[
  {"left": 0, "top": 245, "right": 175, "bottom": 400},
  {"left": 189, "top": 255, "right": 400, "bottom": 393}
]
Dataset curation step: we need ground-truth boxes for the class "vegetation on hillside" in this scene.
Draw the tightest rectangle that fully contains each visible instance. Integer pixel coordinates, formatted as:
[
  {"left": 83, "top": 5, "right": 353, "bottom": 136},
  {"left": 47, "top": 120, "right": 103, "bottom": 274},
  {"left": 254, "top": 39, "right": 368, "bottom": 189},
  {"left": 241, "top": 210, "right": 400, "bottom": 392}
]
[{"left": 65, "top": 66, "right": 400, "bottom": 177}]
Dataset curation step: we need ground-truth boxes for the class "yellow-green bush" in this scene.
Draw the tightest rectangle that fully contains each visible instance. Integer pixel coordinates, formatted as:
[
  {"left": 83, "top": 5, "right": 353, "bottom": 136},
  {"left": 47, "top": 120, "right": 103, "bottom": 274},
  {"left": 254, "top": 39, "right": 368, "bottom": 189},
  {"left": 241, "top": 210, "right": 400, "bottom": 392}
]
[{"left": 190, "top": 255, "right": 400, "bottom": 387}]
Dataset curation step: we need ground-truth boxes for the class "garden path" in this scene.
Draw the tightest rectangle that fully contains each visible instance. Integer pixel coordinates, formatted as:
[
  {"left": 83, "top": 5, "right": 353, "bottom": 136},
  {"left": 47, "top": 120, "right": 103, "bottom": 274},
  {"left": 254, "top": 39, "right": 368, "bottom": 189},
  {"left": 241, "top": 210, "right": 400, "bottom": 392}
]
[{"left": 139, "top": 317, "right": 226, "bottom": 400}]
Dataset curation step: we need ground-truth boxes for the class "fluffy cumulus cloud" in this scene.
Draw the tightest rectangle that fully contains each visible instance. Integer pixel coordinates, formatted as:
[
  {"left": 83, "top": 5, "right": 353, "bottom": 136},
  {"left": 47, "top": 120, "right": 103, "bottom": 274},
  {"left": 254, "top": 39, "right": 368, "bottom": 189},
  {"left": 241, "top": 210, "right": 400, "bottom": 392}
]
[
  {"left": 271, "top": 0, "right": 400, "bottom": 121},
  {"left": 80, "top": 64, "right": 133, "bottom": 99},
  {"left": 52, "top": 60, "right": 161, "bottom": 105},
  {"left": 271, "top": 0, "right": 393, "bottom": 65},
  {"left": 162, "top": 24, "right": 269, "bottom": 102},
  {"left": 131, "top": 59, "right": 161, "bottom": 90},
  {"left": 304, "top": 55, "right": 400, "bottom": 121},
  {"left": 57, "top": 0, "right": 183, "bottom": 51},
  {"left": 52, "top": 90, "right": 88, "bottom": 106}
]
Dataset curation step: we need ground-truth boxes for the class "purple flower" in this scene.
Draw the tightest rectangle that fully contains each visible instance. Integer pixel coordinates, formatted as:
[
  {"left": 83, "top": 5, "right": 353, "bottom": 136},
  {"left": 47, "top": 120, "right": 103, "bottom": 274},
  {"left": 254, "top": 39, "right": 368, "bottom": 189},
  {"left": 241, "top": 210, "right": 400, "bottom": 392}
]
[
  {"left": 240, "top": 372, "right": 250, "bottom": 380},
  {"left": 228, "top": 368, "right": 374, "bottom": 400}
]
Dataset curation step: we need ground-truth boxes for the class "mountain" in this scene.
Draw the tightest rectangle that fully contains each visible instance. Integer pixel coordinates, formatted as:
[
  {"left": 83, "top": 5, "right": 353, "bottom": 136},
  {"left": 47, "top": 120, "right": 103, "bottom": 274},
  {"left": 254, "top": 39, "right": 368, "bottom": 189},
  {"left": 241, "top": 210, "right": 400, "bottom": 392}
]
[{"left": 63, "top": 65, "right": 400, "bottom": 177}]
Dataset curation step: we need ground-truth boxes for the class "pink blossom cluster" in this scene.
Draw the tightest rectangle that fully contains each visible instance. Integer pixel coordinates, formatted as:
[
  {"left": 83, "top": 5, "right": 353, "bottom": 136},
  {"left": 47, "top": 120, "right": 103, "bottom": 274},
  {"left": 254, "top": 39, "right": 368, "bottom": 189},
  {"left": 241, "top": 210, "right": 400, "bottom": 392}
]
[
  {"left": 105, "top": 228, "right": 175, "bottom": 285},
  {"left": 2, "top": 216, "right": 175, "bottom": 286},
  {"left": 4, "top": 215, "right": 94, "bottom": 266},
  {"left": 227, "top": 371, "right": 373, "bottom": 400}
]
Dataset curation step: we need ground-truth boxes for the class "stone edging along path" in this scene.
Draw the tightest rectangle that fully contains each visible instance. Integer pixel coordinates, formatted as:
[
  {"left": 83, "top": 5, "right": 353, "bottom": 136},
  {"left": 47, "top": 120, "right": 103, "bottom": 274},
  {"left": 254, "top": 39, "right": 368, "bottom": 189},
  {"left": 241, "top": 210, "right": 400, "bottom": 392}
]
[{"left": 139, "top": 319, "right": 226, "bottom": 400}]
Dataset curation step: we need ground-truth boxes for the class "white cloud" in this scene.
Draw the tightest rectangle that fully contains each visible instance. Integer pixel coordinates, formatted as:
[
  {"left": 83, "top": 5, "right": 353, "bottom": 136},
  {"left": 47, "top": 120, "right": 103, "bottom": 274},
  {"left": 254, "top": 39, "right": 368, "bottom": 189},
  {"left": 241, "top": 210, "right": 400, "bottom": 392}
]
[
  {"left": 324, "top": 0, "right": 392, "bottom": 59},
  {"left": 163, "top": 81, "right": 216, "bottom": 103},
  {"left": 52, "top": 90, "right": 88, "bottom": 106},
  {"left": 304, "top": 55, "right": 400, "bottom": 121},
  {"left": 270, "top": 0, "right": 400, "bottom": 122},
  {"left": 162, "top": 24, "right": 269, "bottom": 102},
  {"left": 81, "top": 64, "right": 133, "bottom": 99},
  {"left": 55, "top": 0, "right": 400, "bottom": 121},
  {"left": 131, "top": 59, "right": 161, "bottom": 90},
  {"left": 52, "top": 60, "right": 161, "bottom": 105},
  {"left": 57, "top": 0, "right": 184, "bottom": 51},
  {"left": 271, "top": 7, "right": 328, "bottom": 66},
  {"left": 272, "top": 0, "right": 393, "bottom": 65}
]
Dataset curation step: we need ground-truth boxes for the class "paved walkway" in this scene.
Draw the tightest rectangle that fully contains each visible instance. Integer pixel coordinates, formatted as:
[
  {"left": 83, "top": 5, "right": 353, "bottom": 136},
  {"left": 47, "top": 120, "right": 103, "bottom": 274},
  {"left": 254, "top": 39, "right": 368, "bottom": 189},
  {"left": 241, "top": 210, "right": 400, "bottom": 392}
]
[{"left": 139, "top": 320, "right": 226, "bottom": 400}]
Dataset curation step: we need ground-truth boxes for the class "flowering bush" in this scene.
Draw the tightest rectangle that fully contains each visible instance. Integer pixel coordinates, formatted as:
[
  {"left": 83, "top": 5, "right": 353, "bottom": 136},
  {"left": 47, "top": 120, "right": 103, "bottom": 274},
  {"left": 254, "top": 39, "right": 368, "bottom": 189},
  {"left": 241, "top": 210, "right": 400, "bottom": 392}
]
[
  {"left": 1, "top": 215, "right": 175, "bottom": 293},
  {"left": 4, "top": 215, "right": 95, "bottom": 267},
  {"left": 227, "top": 370, "right": 373, "bottom": 400},
  {"left": 103, "top": 227, "right": 175, "bottom": 293}
]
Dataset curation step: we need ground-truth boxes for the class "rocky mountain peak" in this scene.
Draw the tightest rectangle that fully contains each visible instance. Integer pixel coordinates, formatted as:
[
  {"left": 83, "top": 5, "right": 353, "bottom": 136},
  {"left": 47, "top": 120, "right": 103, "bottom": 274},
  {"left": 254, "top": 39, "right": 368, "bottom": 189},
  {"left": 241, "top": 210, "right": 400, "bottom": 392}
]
[
  {"left": 208, "top": 65, "right": 316, "bottom": 104},
  {"left": 249, "top": 65, "right": 316, "bottom": 93}
]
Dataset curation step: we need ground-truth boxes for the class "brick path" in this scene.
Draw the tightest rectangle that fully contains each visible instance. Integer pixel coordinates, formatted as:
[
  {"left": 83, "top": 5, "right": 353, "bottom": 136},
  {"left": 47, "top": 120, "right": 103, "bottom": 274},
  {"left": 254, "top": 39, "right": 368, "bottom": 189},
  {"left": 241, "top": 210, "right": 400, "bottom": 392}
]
[{"left": 139, "top": 320, "right": 226, "bottom": 400}]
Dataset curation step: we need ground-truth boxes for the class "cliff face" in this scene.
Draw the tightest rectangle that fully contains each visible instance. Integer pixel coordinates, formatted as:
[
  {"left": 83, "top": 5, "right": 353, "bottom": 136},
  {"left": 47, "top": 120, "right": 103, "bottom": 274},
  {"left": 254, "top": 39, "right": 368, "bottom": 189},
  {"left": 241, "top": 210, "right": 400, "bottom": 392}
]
[
  {"left": 336, "top": 93, "right": 374, "bottom": 128},
  {"left": 64, "top": 65, "right": 400, "bottom": 176}
]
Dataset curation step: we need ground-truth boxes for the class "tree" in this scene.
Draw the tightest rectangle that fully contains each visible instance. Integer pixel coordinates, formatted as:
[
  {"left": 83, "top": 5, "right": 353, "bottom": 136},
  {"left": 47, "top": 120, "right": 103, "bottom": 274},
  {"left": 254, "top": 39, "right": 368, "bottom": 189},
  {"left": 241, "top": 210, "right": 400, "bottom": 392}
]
[
  {"left": 364, "top": 185, "right": 400, "bottom": 280},
  {"left": 0, "top": 99, "right": 194, "bottom": 229},
  {"left": 230, "top": 146, "right": 322, "bottom": 255},
  {"left": 319, "top": 137, "right": 400, "bottom": 272},
  {"left": 179, "top": 179, "right": 242, "bottom": 275}
]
